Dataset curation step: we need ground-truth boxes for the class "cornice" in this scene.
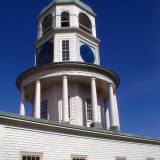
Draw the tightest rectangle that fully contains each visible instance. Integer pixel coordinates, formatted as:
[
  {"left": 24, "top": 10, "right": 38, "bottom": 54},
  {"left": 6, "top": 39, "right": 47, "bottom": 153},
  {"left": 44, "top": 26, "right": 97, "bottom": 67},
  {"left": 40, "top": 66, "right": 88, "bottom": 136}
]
[
  {"left": 34, "top": 27, "right": 100, "bottom": 49},
  {"left": 16, "top": 62, "right": 120, "bottom": 89}
]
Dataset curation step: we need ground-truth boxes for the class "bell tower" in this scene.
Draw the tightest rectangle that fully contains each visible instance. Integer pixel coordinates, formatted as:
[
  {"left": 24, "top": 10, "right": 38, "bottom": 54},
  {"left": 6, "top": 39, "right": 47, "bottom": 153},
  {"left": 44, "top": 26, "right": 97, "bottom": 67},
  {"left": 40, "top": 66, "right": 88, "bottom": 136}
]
[
  {"left": 35, "top": 0, "right": 100, "bottom": 66},
  {"left": 17, "top": 0, "right": 120, "bottom": 131}
]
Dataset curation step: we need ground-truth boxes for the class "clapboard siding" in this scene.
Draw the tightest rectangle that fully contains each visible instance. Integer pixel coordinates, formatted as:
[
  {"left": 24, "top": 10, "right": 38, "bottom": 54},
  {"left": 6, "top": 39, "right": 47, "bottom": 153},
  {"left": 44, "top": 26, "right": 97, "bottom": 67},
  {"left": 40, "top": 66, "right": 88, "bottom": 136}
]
[
  {"left": 54, "top": 33, "right": 77, "bottom": 62},
  {"left": 1, "top": 125, "right": 160, "bottom": 160}
]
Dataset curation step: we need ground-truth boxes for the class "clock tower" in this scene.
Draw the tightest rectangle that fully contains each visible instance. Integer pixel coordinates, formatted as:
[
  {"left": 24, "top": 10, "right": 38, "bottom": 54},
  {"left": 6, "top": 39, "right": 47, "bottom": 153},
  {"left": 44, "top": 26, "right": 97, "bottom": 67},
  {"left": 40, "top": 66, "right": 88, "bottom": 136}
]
[
  {"left": 17, "top": 0, "right": 120, "bottom": 131},
  {"left": 35, "top": 0, "right": 100, "bottom": 66}
]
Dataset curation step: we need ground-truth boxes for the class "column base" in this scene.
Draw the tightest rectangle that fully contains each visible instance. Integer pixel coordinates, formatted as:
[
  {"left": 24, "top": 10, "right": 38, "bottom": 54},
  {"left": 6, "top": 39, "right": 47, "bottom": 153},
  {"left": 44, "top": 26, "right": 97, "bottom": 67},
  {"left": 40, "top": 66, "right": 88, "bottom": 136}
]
[
  {"left": 90, "top": 122, "right": 102, "bottom": 129},
  {"left": 110, "top": 126, "right": 120, "bottom": 132}
]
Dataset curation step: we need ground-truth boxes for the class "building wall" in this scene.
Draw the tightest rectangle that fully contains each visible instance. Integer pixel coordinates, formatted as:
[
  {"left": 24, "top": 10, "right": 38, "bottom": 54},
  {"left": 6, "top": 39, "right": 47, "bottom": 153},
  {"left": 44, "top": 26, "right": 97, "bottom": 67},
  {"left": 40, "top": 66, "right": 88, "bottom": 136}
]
[
  {"left": 1, "top": 124, "right": 160, "bottom": 160},
  {"left": 41, "top": 82, "right": 102, "bottom": 127},
  {"left": 54, "top": 33, "right": 99, "bottom": 65},
  {"left": 54, "top": 33, "right": 77, "bottom": 62}
]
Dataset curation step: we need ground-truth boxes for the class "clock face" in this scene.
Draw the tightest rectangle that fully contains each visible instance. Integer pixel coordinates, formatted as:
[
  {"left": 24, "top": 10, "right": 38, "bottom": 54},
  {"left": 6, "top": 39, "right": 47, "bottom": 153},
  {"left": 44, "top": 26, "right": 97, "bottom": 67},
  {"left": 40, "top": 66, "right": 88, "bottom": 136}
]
[
  {"left": 36, "top": 40, "right": 53, "bottom": 66},
  {"left": 80, "top": 45, "right": 95, "bottom": 64}
]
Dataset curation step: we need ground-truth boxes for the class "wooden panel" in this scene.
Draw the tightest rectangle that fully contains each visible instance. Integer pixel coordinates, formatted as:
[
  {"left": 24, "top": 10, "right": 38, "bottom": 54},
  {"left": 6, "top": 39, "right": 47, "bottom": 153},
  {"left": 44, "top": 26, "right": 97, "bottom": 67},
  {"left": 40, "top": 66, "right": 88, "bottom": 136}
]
[{"left": 1, "top": 125, "right": 160, "bottom": 160}]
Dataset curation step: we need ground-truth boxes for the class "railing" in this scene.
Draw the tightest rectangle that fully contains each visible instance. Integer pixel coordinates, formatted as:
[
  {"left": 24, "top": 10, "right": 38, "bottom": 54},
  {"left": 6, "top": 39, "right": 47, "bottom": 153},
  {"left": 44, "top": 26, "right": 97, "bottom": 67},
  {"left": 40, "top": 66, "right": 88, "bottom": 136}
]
[{"left": 79, "top": 23, "right": 92, "bottom": 34}]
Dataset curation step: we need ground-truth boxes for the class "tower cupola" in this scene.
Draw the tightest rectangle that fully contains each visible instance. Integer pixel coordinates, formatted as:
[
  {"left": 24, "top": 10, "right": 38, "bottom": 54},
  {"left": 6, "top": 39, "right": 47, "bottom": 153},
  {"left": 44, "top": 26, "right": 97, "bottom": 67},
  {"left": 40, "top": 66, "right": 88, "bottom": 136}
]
[{"left": 35, "top": 0, "right": 100, "bottom": 66}]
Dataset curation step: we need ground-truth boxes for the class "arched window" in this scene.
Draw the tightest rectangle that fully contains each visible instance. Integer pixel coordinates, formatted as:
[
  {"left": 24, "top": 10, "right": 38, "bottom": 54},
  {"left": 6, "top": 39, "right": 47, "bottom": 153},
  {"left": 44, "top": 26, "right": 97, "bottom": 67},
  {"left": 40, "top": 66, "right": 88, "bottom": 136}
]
[
  {"left": 61, "top": 12, "right": 70, "bottom": 27},
  {"left": 79, "top": 13, "right": 92, "bottom": 34},
  {"left": 42, "top": 14, "right": 52, "bottom": 36}
]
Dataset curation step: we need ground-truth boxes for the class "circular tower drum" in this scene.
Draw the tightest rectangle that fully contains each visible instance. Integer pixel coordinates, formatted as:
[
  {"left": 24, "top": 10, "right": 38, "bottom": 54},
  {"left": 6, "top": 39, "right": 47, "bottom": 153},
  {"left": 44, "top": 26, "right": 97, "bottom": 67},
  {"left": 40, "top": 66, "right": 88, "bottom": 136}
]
[{"left": 16, "top": 0, "right": 120, "bottom": 131}]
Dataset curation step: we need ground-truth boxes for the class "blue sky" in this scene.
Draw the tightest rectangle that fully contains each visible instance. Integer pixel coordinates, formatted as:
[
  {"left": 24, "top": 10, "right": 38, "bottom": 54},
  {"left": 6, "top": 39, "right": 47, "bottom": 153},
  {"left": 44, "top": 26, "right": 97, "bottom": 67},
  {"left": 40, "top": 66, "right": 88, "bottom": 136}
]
[{"left": 0, "top": 0, "right": 160, "bottom": 138}]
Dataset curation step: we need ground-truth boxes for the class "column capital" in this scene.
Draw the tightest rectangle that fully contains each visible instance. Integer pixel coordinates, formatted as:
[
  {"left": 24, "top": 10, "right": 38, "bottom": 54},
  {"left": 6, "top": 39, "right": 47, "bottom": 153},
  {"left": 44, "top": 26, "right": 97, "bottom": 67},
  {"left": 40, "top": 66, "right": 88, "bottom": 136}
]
[
  {"left": 36, "top": 79, "right": 41, "bottom": 83},
  {"left": 91, "top": 77, "right": 96, "bottom": 81},
  {"left": 109, "top": 83, "right": 114, "bottom": 87}
]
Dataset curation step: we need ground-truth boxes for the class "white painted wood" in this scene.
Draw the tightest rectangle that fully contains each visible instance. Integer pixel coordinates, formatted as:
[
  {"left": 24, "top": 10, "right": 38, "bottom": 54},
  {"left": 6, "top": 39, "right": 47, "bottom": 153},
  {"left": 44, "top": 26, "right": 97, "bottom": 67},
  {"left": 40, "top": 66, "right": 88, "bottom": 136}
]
[
  {"left": 1, "top": 125, "right": 160, "bottom": 160},
  {"left": 106, "top": 107, "right": 111, "bottom": 130},
  {"left": 91, "top": 78, "right": 98, "bottom": 123},
  {"left": 21, "top": 68, "right": 115, "bottom": 88},
  {"left": 114, "top": 93, "right": 120, "bottom": 129},
  {"left": 19, "top": 88, "right": 25, "bottom": 116},
  {"left": 34, "top": 80, "right": 41, "bottom": 119},
  {"left": 63, "top": 76, "right": 69, "bottom": 122},
  {"left": 0, "top": 125, "right": 5, "bottom": 159},
  {"left": 109, "top": 84, "right": 119, "bottom": 129},
  {"left": 55, "top": 5, "right": 96, "bottom": 37}
]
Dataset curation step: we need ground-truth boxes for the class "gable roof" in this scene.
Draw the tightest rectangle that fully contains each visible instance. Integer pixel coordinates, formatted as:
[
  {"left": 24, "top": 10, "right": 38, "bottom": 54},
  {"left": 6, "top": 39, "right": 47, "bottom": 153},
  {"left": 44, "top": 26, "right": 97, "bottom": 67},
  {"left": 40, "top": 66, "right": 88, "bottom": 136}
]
[{"left": 39, "top": 0, "right": 96, "bottom": 17}]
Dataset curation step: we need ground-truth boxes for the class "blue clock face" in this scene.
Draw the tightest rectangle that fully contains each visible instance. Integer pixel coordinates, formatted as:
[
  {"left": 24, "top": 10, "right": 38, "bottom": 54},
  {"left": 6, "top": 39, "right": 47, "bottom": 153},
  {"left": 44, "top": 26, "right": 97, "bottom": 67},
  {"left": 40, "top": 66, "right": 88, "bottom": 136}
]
[{"left": 80, "top": 45, "right": 95, "bottom": 64}]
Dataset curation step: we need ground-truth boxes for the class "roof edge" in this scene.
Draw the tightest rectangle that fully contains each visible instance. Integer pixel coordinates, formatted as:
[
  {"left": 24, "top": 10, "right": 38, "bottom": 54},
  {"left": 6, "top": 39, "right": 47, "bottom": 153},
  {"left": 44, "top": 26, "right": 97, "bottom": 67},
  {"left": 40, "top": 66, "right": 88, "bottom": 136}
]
[
  {"left": 0, "top": 111, "right": 160, "bottom": 145},
  {"left": 39, "top": 0, "right": 96, "bottom": 18},
  {"left": 16, "top": 62, "right": 120, "bottom": 89}
]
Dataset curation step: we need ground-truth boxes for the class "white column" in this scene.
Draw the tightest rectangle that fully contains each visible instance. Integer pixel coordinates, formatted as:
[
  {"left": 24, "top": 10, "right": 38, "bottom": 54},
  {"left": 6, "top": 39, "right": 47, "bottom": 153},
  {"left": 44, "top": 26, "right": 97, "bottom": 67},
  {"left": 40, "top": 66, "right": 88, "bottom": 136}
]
[
  {"left": 114, "top": 93, "right": 120, "bottom": 128},
  {"left": 34, "top": 80, "right": 41, "bottom": 119},
  {"left": 19, "top": 87, "right": 25, "bottom": 116},
  {"left": 106, "top": 107, "right": 111, "bottom": 130},
  {"left": 62, "top": 76, "right": 69, "bottom": 122},
  {"left": 91, "top": 78, "right": 98, "bottom": 123},
  {"left": 108, "top": 84, "right": 119, "bottom": 129}
]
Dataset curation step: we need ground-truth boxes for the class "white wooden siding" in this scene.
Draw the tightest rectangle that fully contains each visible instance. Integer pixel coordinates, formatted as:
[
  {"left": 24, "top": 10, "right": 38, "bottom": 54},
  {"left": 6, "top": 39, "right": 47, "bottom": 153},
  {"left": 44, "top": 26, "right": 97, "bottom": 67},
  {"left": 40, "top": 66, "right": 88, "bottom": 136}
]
[
  {"left": 1, "top": 125, "right": 160, "bottom": 160},
  {"left": 41, "top": 82, "right": 102, "bottom": 127},
  {"left": 54, "top": 33, "right": 77, "bottom": 62}
]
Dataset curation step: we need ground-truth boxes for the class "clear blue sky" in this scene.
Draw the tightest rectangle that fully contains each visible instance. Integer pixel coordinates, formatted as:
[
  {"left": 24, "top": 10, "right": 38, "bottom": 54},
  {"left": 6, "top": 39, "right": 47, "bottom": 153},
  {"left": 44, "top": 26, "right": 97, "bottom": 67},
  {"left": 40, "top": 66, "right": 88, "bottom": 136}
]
[{"left": 0, "top": 0, "right": 160, "bottom": 138}]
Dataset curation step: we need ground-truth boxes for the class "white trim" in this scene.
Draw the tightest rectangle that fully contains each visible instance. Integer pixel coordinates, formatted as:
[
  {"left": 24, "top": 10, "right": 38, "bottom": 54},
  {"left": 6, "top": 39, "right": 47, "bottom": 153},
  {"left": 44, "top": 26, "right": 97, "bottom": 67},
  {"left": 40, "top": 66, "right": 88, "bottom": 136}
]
[
  {"left": 60, "top": 39, "right": 71, "bottom": 61},
  {"left": 21, "top": 69, "right": 114, "bottom": 88}
]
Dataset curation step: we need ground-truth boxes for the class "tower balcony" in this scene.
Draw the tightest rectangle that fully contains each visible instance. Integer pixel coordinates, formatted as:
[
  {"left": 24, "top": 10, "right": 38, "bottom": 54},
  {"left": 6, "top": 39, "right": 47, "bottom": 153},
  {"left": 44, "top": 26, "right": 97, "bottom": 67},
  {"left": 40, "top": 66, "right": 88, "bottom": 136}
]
[{"left": 16, "top": 62, "right": 120, "bottom": 131}]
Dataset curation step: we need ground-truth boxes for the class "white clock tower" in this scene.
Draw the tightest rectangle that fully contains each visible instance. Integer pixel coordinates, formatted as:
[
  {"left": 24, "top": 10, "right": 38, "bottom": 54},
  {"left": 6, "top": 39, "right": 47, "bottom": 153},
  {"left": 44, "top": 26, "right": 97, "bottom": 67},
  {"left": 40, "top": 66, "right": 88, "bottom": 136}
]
[{"left": 17, "top": 0, "right": 120, "bottom": 131}]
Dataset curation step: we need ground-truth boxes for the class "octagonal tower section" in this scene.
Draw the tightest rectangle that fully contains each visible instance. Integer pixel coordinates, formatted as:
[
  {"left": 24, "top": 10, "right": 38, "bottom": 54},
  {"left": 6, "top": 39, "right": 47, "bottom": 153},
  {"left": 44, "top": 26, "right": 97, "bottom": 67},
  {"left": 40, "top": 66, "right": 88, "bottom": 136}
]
[{"left": 17, "top": 0, "right": 120, "bottom": 131}]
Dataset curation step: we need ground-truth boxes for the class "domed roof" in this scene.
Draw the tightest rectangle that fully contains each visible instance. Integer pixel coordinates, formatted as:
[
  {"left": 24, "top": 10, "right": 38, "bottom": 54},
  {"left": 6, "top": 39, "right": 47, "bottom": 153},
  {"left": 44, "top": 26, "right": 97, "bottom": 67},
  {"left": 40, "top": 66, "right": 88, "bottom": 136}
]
[{"left": 39, "top": 0, "right": 96, "bottom": 17}]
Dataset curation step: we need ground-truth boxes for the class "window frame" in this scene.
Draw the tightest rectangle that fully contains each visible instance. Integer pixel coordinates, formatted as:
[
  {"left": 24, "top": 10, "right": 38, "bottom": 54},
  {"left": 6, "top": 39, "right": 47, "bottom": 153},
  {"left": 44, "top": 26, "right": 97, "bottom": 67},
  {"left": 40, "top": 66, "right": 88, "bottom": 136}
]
[
  {"left": 79, "top": 13, "right": 92, "bottom": 35},
  {"left": 20, "top": 152, "right": 43, "bottom": 160},
  {"left": 61, "top": 40, "right": 70, "bottom": 61},
  {"left": 42, "top": 14, "right": 53, "bottom": 36},
  {"left": 71, "top": 155, "right": 88, "bottom": 160},
  {"left": 116, "top": 157, "right": 127, "bottom": 160},
  {"left": 61, "top": 11, "right": 70, "bottom": 27},
  {"left": 41, "top": 100, "right": 48, "bottom": 120},
  {"left": 86, "top": 98, "right": 93, "bottom": 121}
]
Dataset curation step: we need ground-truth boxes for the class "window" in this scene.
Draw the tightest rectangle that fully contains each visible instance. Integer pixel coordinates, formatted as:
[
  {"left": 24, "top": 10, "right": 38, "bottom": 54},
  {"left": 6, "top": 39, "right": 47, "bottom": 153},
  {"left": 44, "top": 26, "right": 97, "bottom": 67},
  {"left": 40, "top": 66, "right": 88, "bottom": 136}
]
[
  {"left": 41, "top": 100, "right": 48, "bottom": 120},
  {"left": 22, "top": 156, "right": 40, "bottom": 160},
  {"left": 79, "top": 13, "right": 92, "bottom": 34},
  {"left": 62, "top": 40, "right": 70, "bottom": 61},
  {"left": 72, "top": 155, "right": 87, "bottom": 160},
  {"left": 21, "top": 153, "right": 42, "bottom": 160},
  {"left": 116, "top": 157, "right": 127, "bottom": 160},
  {"left": 42, "top": 14, "right": 52, "bottom": 36},
  {"left": 86, "top": 98, "right": 93, "bottom": 121},
  {"left": 73, "top": 158, "right": 86, "bottom": 160},
  {"left": 61, "top": 11, "right": 70, "bottom": 27},
  {"left": 36, "top": 39, "right": 54, "bottom": 66}
]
